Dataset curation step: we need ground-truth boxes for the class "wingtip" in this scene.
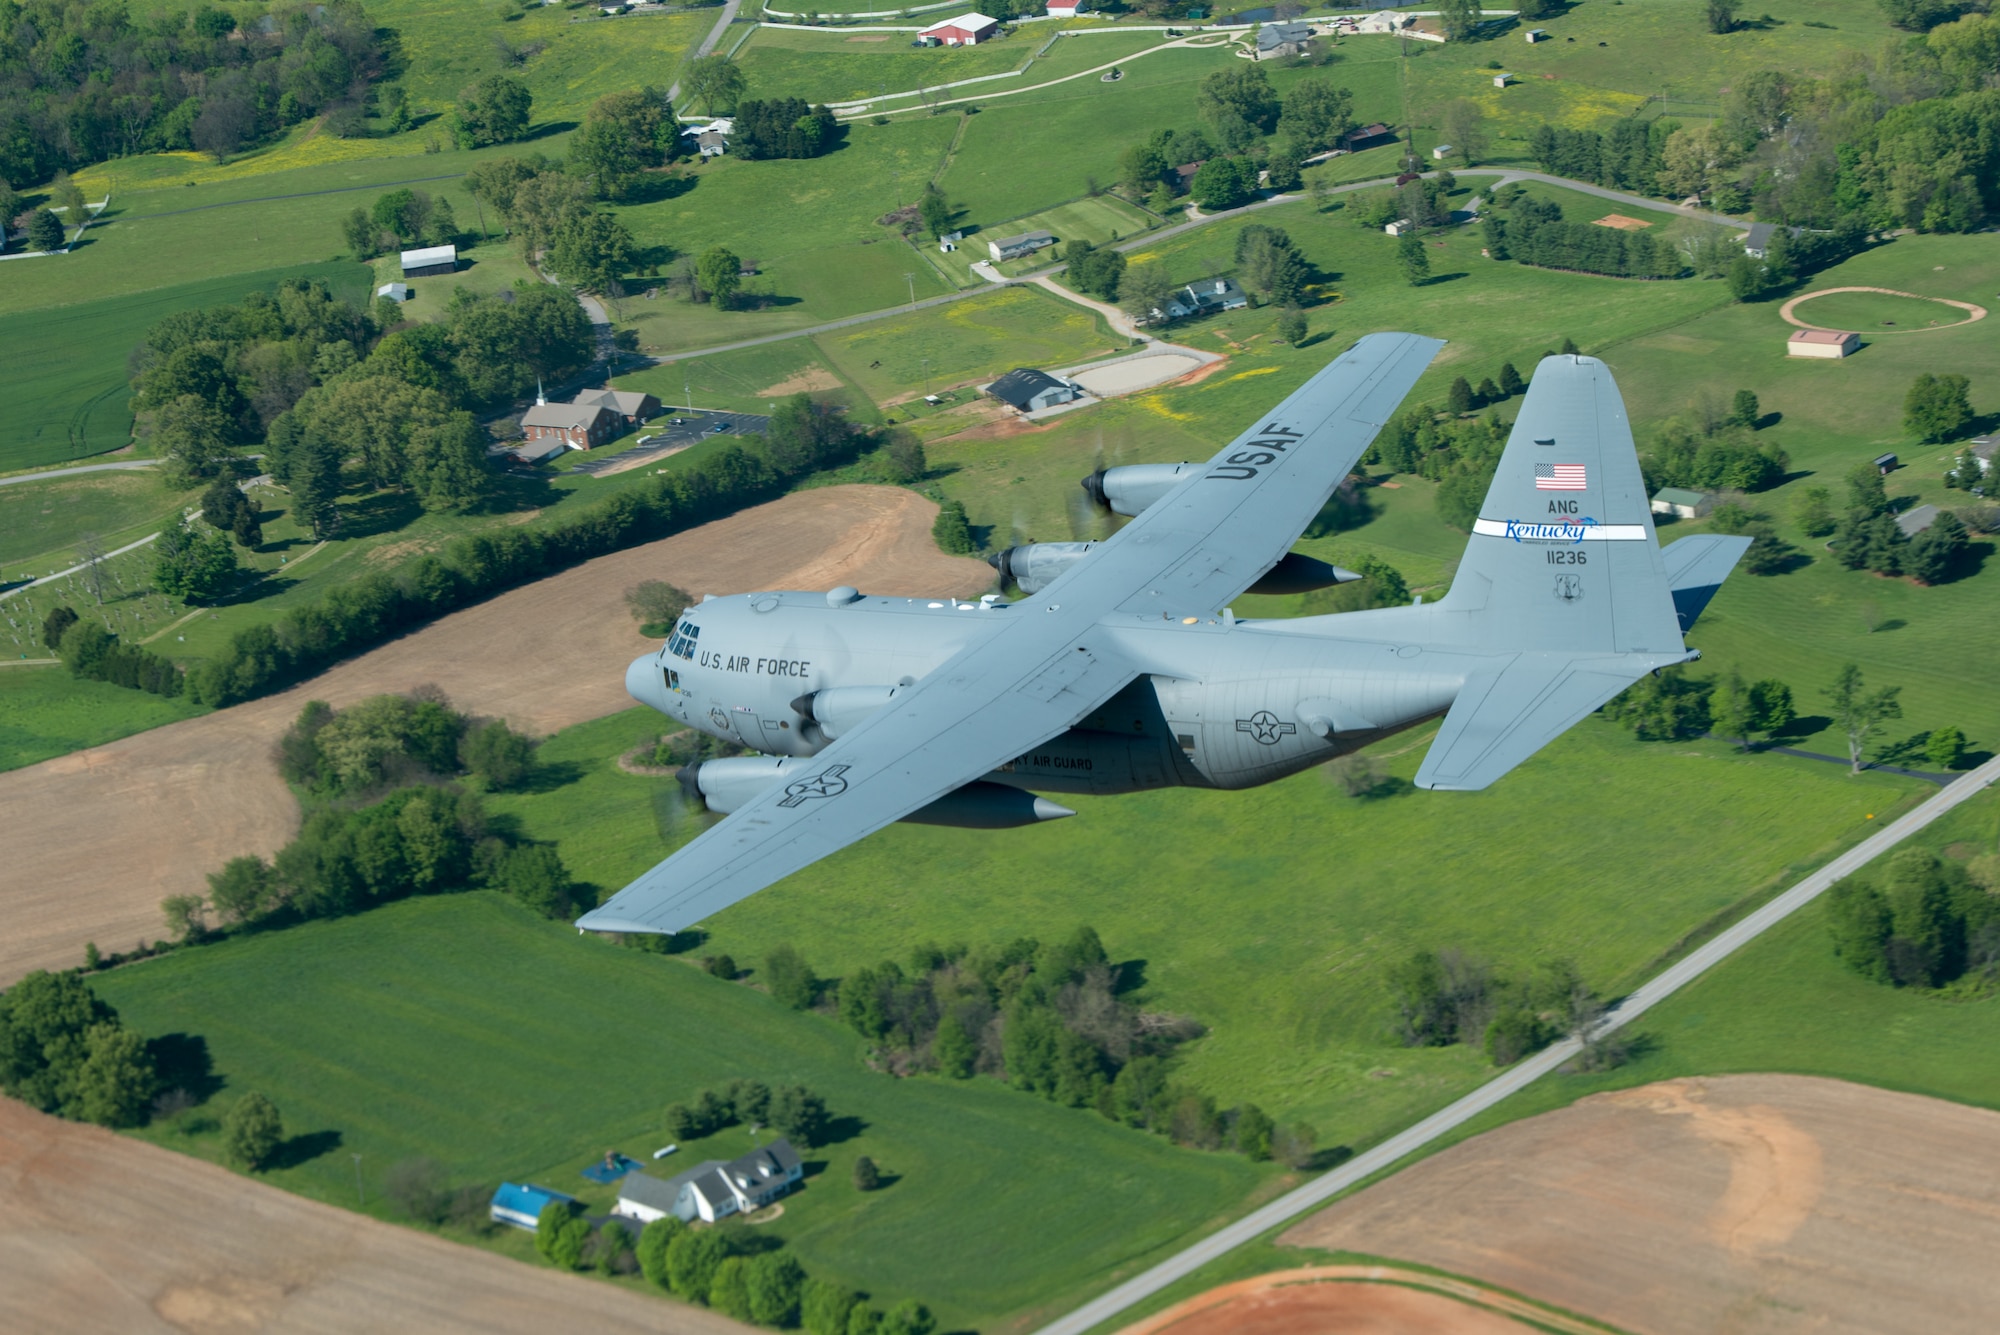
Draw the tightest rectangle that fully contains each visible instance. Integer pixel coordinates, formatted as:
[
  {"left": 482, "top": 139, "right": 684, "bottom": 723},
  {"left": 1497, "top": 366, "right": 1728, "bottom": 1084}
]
[{"left": 574, "top": 910, "right": 659, "bottom": 934}]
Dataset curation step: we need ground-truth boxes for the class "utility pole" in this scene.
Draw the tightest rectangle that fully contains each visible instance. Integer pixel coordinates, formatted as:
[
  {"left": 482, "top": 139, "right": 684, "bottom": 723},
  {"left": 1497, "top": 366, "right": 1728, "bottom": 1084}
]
[
  {"left": 922, "top": 357, "right": 930, "bottom": 394},
  {"left": 904, "top": 273, "right": 918, "bottom": 310},
  {"left": 351, "top": 1153, "right": 364, "bottom": 1206}
]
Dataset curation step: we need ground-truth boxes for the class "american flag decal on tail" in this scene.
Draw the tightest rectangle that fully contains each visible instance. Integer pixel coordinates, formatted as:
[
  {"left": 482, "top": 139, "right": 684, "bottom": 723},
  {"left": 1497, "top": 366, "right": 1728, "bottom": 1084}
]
[{"left": 1535, "top": 463, "right": 1587, "bottom": 491}]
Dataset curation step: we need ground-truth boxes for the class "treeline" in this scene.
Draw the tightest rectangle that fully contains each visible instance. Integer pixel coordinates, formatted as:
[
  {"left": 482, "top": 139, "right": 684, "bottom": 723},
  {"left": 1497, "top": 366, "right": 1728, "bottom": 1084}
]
[
  {"left": 732, "top": 97, "right": 839, "bottom": 161},
  {"left": 1640, "top": 391, "right": 1789, "bottom": 494},
  {"left": 163, "top": 692, "right": 571, "bottom": 939},
  {"left": 42, "top": 604, "right": 184, "bottom": 697},
  {"left": 463, "top": 153, "right": 638, "bottom": 294},
  {"left": 0, "top": 0, "right": 386, "bottom": 183},
  {"left": 663, "top": 1077, "right": 830, "bottom": 1147},
  {"left": 0, "top": 970, "right": 164, "bottom": 1129},
  {"left": 186, "top": 394, "right": 872, "bottom": 707},
  {"left": 1366, "top": 405, "right": 1513, "bottom": 533},
  {"left": 1483, "top": 194, "right": 1686, "bottom": 280},
  {"left": 1828, "top": 847, "right": 2000, "bottom": 991},
  {"left": 1601, "top": 666, "right": 1796, "bottom": 743},
  {"left": 770, "top": 928, "right": 1316, "bottom": 1165},
  {"left": 1388, "top": 950, "right": 1622, "bottom": 1068}
]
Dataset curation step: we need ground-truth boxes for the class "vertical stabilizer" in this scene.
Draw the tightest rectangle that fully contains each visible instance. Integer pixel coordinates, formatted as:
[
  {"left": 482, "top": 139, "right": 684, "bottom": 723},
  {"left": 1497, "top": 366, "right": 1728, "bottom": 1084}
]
[{"left": 1433, "top": 354, "right": 1684, "bottom": 655}]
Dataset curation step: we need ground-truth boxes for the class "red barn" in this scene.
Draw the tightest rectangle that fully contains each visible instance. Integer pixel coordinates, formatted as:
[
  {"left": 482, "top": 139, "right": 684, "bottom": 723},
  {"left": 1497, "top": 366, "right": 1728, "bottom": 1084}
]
[{"left": 918, "top": 12, "right": 998, "bottom": 44}]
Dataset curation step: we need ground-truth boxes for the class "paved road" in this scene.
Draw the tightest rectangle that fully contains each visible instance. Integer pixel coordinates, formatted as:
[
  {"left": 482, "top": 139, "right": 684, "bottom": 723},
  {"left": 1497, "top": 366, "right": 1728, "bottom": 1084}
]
[
  {"left": 1035, "top": 752, "right": 2000, "bottom": 1335},
  {"left": 0, "top": 526, "right": 178, "bottom": 603},
  {"left": 669, "top": 0, "right": 744, "bottom": 103},
  {"left": 0, "top": 459, "right": 159, "bottom": 487}
]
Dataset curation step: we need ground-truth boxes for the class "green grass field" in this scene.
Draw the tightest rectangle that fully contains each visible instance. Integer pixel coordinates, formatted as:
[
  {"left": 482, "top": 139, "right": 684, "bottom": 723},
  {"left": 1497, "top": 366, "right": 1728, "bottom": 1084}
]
[
  {"left": 1784, "top": 288, "right": 1981, "bottom": 333},
  {"left": 816, "top": 284, "right": 1121, "bottom": 403},
  {"left": 0, "top": 470, "right": 198, "bottom": 569},
  {"left": 0, "top": 262, "right": 371, "bottom": 470},
  {"left": 734, "top": 25, "right": 1033, "bottom": 106},
  {"left": 0, "top": 665, "right": 204, "bottom": 772},
  {"left": 932, "top": 195, "right": 1158, "bottom": 285},
  {"left": 92, "top": 891, "right": 1269, "bottom": 1332}
]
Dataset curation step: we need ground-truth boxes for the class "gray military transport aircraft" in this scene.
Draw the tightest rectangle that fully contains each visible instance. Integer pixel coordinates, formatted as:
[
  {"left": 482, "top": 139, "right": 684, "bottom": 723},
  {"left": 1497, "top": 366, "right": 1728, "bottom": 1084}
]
[{"left": 577, "top": 334, "right": 1750, "bottom": 936}]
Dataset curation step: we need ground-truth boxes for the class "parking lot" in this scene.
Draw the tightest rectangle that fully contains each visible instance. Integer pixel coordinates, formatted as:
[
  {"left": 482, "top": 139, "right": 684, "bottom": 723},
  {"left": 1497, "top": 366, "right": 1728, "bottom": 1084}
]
[{"left": 568, "top": 409, "right": 772, "bottom": 477}]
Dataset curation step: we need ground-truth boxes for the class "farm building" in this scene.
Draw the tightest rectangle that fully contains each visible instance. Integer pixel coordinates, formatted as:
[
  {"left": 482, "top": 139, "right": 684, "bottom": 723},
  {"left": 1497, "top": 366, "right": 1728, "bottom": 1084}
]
[
  {"left": 615, "top": 1139, "right": 805, "bottom": 1225},
  {"left": 399, "top": 244, "right": 457, "bottom": 277},
  {"left": 1156, "top": 278, "right": 1248, "bottom": 322},
  {"left": 1874, "top": 452, "right": 1898, "bottom": 475},
  {"left": 1354, "top": 9, "right": 1413, "bottom": 33},
  {"left": 1383, "top": 218, "right": 1414, "bottom": 236},
  {"left": 573, "top": 387, "right": 661, "bottom": 425},
  {"left": 1650, "top": 487, "right": 1715, "bottom": 520},
  {"left": 489, "top": 1182, "right": 576, "bottom": 1231},
  {"left": 1341, "top": 122, "right": 1397, "bottom": 152},
  {"left": 987, "top": 367, "right": 1080, "bottom": 413},
  {"left": 919, "top": 13, "right": 998, "bottom": 44},
  {"left": 1255, "top": 21, "right": 1313, "bottom": 59},
  {"left": 1525, "top": 27, "right": 1547, "bottom": 41},
  {"left": 939, "top": 229, "right": 964, "bottom": 252},
  {"left": 1896, "top": 504, "right": 1941, "bottom": 538},
  {"left": 376, "top": 282, "right": 413, "bottom": 302},
  {"left": 1046, "top": 0, "right": 1087, "bottom": 13},
  {"left": 1431, "top": 144, "right": 1453, "bottom": 160},
  {"left": 522, "top": 396, "right": 615, "bottom": 449},
  {"left": 1492, "top": 72, "right": 1513, "bottom": 87},
  {"left": 988, "top": 229, "right": 1055, "bottom": 262},
  {"left": 1788, "top": 328, "right": 1858, "bottom": 359}
]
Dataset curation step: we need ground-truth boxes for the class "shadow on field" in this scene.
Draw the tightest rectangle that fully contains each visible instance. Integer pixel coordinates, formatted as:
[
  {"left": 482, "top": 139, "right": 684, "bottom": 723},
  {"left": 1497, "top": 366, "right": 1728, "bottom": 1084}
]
[
  {"left": 269, "top": 1127, "right": 344, "bottom": 1170},
  {"left": 524, "top": 121, "right": 580, "bottom": 142},
  {"left": 148, "top": 1033, "right": 223, "bottom": 1103}
]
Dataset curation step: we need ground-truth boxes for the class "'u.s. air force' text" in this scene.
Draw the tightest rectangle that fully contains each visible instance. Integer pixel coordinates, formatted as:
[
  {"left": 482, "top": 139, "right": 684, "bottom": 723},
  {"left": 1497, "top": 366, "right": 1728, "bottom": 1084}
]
[{"left": 1208, "top": 424, "right": 1303, "bottom": 481}]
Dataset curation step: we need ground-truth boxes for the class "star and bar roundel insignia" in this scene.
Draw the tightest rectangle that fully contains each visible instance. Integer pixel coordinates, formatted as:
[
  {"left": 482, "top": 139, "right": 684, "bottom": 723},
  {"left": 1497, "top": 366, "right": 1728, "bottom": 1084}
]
[
  {"left": 779, "top": 764, "right": 852, "bottom": 807},
  {"left": 1236, "top": 711, "right": 1297, "bottom": 745}
]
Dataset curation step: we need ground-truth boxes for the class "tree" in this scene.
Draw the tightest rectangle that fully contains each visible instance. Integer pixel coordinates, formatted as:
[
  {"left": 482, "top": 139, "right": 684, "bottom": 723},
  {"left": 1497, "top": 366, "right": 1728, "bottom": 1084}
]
[
  {"left": 463, "top": 720, "right": 539, "bottom": 789},
  {"left": 1709, "top": 670, "right": 1755, "bottom": 746},
  {"left": 1793, "top": 486, "right": 1835, "bottom": 536},
  {"left": 1066, "top": 240, "right": 1127, "bottom": 301},
  {"left": 1121, "top": 262, "right": 1175, "bottom": 322},
  {"left": 883, "top": 432, "right": 927, "bottom": 484},
  {"left": 453, "top": 75, "right": 533, "bottom": 149},
  {"left": 803, "top": 1279, "right": 859, "bottom": 1335},
  {"left": 161, "top": 893, "right": 208, "bottom": 943},
  {"left": 0, "top": 970, "right": 119, "bottom": 1115},
  {"left": 764, "top": 943, "right": 817, "bottom": 1009},
  {"left": 881, "top": 1300, "right": 936, "bottom": 1335},
  {"left": 709, "top": 1256, "right": 752, "bottom": 1319},
  {"left": 636, "top": 1216, "right": 685, "bottom": 1287},
  {"left": 1196, "top": 65, "right": 1279, "bottom": 136},
  {"left": 852, "top": 1154, "right": 880, "bottom": 1191},
  {"left": 769, "top": 1083, "right": 830, "bottom": 1146},
  {"left": 666, "top": 1227, "right": 730, "bottom": 1300},
  {"left": 1276, "top": 79, "right": 1354, "bottom": 152},
  {"left": 1747, "top": 678, "right": 1796, "bottom": 740},
  {"left": 154, "top": 393, "right": 236, "bottom": 485},
  {"left": 1235, "top": 225, "right": 1310, "bottom": 304},
  {"left": 1189, "top": 158, "right": 1253, "bottom": 211},
  {"left": 223, "top": 1091, "right": 284, "bottom": 1170},
  {"left": 42, "top": 605, "right": 79, "bottom": 651},
  {"left": 1233, "top": 1103, "right": 1274, "bottom": 1160},
  {"left": 1927, "top": 724, "right": 1967, "bottom": 770},
  {"left": 152, "top": 518, "right": 239, "bottom": 603},
  {"left": 683, "top": 55, "right": 747, "bottom": 116},
  {"left": 918, "top": 186, "right": 954, "bottom": 240},
  {"left": 932, "top": 1010, "right": 976, "bottom": 1077},
  {"left": 1275, "top": 307, "right": 1308, "bottom": 346},
  {"left": 697, "top": 246, "right": 743, "bottom": 308},
  {"left": 549, "top": 209, "right": 634, "bottom": 295},
  {"left": 1732, "top": 389, "right": 1760, "bottom": 428},
  {"left": 626, "top": 579, "right": 691, "bottom": 629},
  {"left": 1903, "top": 372, "right": 1974, "bottom": 443},
  {"left": 1440, "top": 98, "right": 1488, "bottom": 165},
  {"left": 1272, "top": 1121, "right": 1317, "bottom": 1169},
  {"left": 26, "top": 207, "right": 65, "bottom": 252},
  {"left": 1498, "top": 362, "right": 1525, "bottom": 397},
  {"left": 1825, "top": 663, "right": 1901, "bottom": 773},
  {"left": 1706, "top": 0, "right": 1737, "bottom": 33},
  {"left": 746, "top": 1253, "right": 807, "bottom": 1327},
  {"left": 71, "top": 1023, "right": 157, "bottom": 1128},
  {"left": 1397, "top": 231, "right": 1430, "bottom": 286},
  {"left": 932, "top": 499, "right": 973, "bottom": 554},
  {"left": 1846, "top": 461, "right": 1891, "bottom": 517},
  {"left": 1907, "top": 510, "right": 1969, "bottom": 583},
  {"left": 1447, "top": 376, "right": 1475, "bottom": 415},
  {"left": 1438, "top": 0, "right": 1483, "bottom": 40},
  {"left": 340, "top": 207, "right": 376, "bottom": 257}
]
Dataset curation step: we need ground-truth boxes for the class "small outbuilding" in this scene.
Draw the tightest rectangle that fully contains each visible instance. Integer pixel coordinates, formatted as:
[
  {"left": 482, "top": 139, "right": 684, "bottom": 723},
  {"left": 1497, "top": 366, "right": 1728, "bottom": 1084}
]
[
  {"left": 490, "top": 1182, "right": 577, "bottom": 1231},
  {"left": 918, "top": 12, "right": 998, "bottom": 44},
  {"left": 1383, "top": 218, "right": 1414, "bottom": 236},
  {"left": 376, "top": 282, "right": 413, "bottom": 302},
  {"left": 1650, "top": 487, "right": 1715, "bottom": 520},
  {"left": 987, "top": 367, "right": 1080, "bottom": 413},
  {"left": 696, "top": 129, "right": 727, "bottom": 157},
  {"left": 1525, "top": 27, "right": 1548, "bottom": 41},
  {"left": 1341, "top": 122, "right": 1398, "bottom": 152},
  {"left": 987, "top": 229, "right": 1054, "bottom": 262},
  {"left": 1895, "top": 503, "right": 1941, "bottom": 538},
  {"left": 1874, "top": 452, "right": 1899, "bottom": 475},
  {"left": 1788, "top": 328, "right": 1858, "bottom": 359},
  {"left": 1431, "top": 144, "right": 1453, "bottom": 160},
  {"left": 399, "top": 244, "right": 457, "bottom": 278},
  {"left": 1492, "top": 72, "right": 1514, "bottom": 88}
]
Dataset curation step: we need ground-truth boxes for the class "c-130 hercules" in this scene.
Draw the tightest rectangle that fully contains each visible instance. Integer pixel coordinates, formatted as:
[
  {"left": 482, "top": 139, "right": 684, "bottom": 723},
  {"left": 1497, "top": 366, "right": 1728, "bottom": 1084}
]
[{"left": 577, "top": 334, "right": 1750, "bottom": 935}]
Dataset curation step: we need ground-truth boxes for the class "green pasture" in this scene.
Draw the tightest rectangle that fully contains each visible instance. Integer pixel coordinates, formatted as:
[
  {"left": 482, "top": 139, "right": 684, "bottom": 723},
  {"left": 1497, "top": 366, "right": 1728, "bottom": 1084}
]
[
  {"left": 0, "top": 263, "right": 371, "bottom": 470},
  {"left": 0, "top": 665, "right": 204, "bottom": 772},
  {"left": 1784, "top": 289, "right": 1981, "bottom": 334},
  {"left": 371, "top": 239, "right": 544, "bottom": 326},
  {"left": 93, "top": 891, "right": 1268, "bottom": 1331},
  {"left": 615, "top": 339, "right": 866, "bottom": 417},
  {"left": 928, "top": 195, "right": 1157, "bottom": 286},
  {"left": 0, "top": 470, "right": 198, "bottom": 570},
  {"left": 813, "top": 284, "right": 1120, "bottom": 405},
  {"left": 734, "top": 25, "right": 1033, "bottom": 106}
]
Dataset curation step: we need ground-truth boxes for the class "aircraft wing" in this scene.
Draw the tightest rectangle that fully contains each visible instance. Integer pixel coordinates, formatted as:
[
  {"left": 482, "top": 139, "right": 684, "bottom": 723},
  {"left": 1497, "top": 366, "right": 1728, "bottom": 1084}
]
[{"left": 576, "top": 333, "right": 1442, "bottom": 934}]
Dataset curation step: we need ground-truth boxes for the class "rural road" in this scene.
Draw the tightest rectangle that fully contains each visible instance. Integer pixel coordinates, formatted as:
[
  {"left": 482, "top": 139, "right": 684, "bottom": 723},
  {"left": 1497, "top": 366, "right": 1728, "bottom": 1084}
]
[
  {"left": 1036, "top": 752, "right": 2000, "bottom": 1335},
  {"left": 0, "top": 459, "right": 159, "bottom": 487},
  {"left": 668, "top": 0, "right": 744, "bottom": 104}
]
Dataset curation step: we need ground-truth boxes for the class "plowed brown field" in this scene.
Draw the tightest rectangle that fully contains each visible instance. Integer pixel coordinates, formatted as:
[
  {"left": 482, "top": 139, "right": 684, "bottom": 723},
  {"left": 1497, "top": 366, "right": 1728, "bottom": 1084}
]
[
  {"left": 1282, "top": 1074, "right": 2000, "bottom": 1335},
  {"left": 0, "top": 1098, "right": 751, "bottom": 1335},
  {"left": 0, "top": 486, "right": 990, "bottom": 986}
]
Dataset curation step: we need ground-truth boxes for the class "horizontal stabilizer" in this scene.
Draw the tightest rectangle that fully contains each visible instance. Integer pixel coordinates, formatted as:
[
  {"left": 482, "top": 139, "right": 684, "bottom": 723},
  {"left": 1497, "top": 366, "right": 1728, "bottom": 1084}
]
[
  {"left": 1415, "top": 652, "right": 1665, "bottom": 791},
  {"left": 1660, "top": 534, "right": 1753, "bottom": 634}
]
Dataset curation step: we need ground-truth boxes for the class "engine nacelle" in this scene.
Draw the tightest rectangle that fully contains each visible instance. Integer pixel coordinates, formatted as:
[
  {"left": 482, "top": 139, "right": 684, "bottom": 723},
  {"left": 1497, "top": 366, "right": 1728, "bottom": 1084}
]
[
  {"left": 1251, "top": 552, "right": 1365, "bottom": 596},
  {"left": 987, "top": 541, "right": 1098, "bottom": 594},
  {"left": 1082, "top": 462, "right": 1198, "bottom": 517},
  {"left": 680, "top": 756, "right": 1073, "bottom": 827},
  {"left": 790, "top": 685, "right": 904, "bottom": 740}
]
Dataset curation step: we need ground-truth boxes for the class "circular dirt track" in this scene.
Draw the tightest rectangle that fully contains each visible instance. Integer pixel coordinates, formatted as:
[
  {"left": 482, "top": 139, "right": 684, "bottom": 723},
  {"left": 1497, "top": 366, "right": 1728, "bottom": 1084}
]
[
  {"left": 1122, "top": 1267, "right": 1563, "bottom": 1334},
  {"left": 1281, "top": 1074, "right": 2000, "bottom": 1335},
  {"left": 0, "top": 486, "right": 991, "bottom": 987},
  {"left": 1779, "top": 285, "right": 1987, "bottom": 332}
]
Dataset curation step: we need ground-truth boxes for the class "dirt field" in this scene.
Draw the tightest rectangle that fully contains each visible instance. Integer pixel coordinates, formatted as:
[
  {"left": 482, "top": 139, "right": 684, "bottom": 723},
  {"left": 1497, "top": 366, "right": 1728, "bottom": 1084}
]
[
  {"left": 0, "top": 486, "right": 991, "bottom": 986},
  {"left": 1122, "top": 1265, "right": 1597, "bottom": 1335},
  {"left": 0, "top": 1099, "right": 751, "bottom": 1335},
  {"left": 1282, "top": 1074, "right": 2000, "bottom": 1335}
]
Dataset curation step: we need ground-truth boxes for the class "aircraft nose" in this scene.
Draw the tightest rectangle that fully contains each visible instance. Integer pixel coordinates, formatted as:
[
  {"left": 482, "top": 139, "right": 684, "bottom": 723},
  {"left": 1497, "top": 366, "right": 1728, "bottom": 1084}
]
[{"left": 626, "top": 653, "right": 669, "bottom": 713}]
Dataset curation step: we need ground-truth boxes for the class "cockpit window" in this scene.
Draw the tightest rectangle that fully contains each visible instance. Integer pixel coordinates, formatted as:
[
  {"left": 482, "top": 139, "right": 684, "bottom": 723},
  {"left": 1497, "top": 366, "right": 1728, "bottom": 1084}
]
[{"left": 667, "top": 620, "right": 700, "bottom": 660}]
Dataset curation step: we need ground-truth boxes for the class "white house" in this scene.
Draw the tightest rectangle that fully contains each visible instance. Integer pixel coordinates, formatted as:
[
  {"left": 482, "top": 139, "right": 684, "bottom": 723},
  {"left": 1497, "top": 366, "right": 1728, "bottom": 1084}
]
[
  {"left": 987, "top": 229, "right": 1054, "bottom": 262},
  {"left": 615, "top": 1139, "right": 805, "bottom": 1225},
  {"left": 399, "top": 244, "right": 457, "bottom": 277},
  {"left": 1787, "top": 328, "right": 1858, "bottom": 359},
  {"left": 1154, "top": 278, "right": 1248, "bottom": 322},
  {"left": 918, "top": 12, "right": 998, "bottom": 44}
]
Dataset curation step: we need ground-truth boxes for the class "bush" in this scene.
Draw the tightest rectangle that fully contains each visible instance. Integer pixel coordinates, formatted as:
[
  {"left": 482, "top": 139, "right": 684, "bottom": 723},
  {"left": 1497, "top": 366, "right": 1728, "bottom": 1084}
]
[
  {"left": 626, "top": 579, "right": 691, "bottom": 630},
  {"left": 385, "top": 1156, "right": 452, "bottom": 1223},
  {"left": 223, "top": 1092, "right": 284, "bottom": 1170},
  {"left": 931, "top": 499, "right": 973, "bottom": 554},
  {"left": 852, "top": 1154, "right": 880, "bottom": 1191},
  {"left": 746, "top": 1252, "right": 807, "bottom": 1326},
  {"left": 803, "top": 1279, "right": 860, "bottom": 1335},
  {"left": 667, "top": 1227, "right": 731, "bottom": 1300},
  {"left": 637, "top": 1215, "right": 685, "bottom": 1287},
  {"left": 461, "top": 718, "right": 539, "bottom": 789},
  {"left": 765, "top": 943, "right": 818, "bottom": 1009}
]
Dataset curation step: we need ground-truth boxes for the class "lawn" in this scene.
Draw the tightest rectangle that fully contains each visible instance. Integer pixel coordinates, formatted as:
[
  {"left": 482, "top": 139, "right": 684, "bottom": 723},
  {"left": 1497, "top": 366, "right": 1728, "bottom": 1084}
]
[
  {"left": 931, "top": 195, "right": 1158, "bottom": 285},
  {"left": 0, "top": 262, "right": 371, "bottom": 470},
  {"left": 1784, "top": 288, "right": 1981, "bottom": 333},
  {"left": 370, "top": 238, "right": 544, "bottom": 326},
  {"left": 0, "top": 665, "right": 204, "bottom": 772},
  {"left": 733, "top": 25, "right": 1034, "bottom": 106},
  {"left": 0, "top": 470, "right": 199, "bottom": 570},
  {"left": 815, "top": 284, "right": 1122, "bottom": 404},
  {"left": 615, "top": 339, "right": 869, "bottom": 417},
  {"left": 92, "top": 891, "right": 1270, "bottom": 1332}
]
